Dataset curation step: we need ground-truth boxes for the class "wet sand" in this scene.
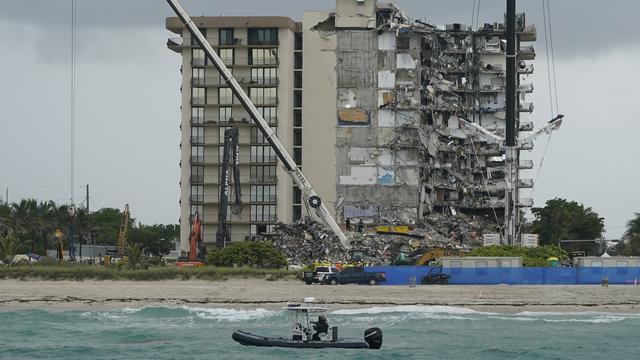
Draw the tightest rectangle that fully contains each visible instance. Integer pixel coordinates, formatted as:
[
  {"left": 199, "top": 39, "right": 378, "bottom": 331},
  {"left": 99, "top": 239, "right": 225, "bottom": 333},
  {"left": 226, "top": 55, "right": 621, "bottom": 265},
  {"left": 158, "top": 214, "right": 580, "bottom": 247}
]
[{"left": 2, "top": 279, "right": 640, "bottom": 312}]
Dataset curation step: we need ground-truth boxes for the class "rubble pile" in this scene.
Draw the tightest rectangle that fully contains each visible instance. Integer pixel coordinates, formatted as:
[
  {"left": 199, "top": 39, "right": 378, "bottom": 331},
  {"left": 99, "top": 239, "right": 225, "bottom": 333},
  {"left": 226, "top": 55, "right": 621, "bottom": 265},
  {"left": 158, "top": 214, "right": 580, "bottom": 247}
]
[
  {"left": 262, "top": 219, "right": 348, "bottom": 265},
  {"left": 262, "top": 213, "right": 498, "bottom": 266}
]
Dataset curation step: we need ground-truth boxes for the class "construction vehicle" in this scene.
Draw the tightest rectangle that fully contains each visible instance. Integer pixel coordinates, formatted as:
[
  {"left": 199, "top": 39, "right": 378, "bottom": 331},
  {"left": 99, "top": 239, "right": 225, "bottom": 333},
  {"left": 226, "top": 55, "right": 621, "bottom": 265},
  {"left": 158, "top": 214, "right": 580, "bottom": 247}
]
[
  {"left": 415, "top": 248, "right": 460, "bottom": 266},
  {"left": 420, "top": 266, "right": 451, "bottom": 285},
  {"left": 166, "top": 0, "right": 349, "bottom": 249},
  {"left": 176, "top": 211, "right": 205, "bottom": 267},
  {"left": 116, "top": 204, "right": 130, "bottom": 257},
  {"left": 216, "top": 127, "right": 242, "bottom": 248}
]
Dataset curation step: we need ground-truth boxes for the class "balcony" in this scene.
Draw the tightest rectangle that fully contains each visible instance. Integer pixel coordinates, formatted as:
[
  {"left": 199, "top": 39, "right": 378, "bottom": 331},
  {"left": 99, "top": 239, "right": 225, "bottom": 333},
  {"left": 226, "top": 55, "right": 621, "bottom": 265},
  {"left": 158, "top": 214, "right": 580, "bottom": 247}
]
[
  {"left": 167, "top": 37, "right": 182, "bottom": 53},
  {"left": 191, "top": 77, "right": 279, "bottom": 87},
  {"left": 202, "top": 56, "right": 280, "bottom": 67},
  {"left": 191, "top": 97, "right": 206, "bottom": 106},
  {"left": 190, "top": 195, "right": 204, "bottom": 203},
  {"left": 250, "top": 214, "right": 278, "bottom": 222},
  {"left": 518, "top": 83, "right": 534, "bottom": 93},
  {"left": 518, "top": 63, "right": 534, "bottom": 74},
  {"left": 250, "top": 176, "right": 278, "bottom": 184},
  {"left": 218, "top": 96, "right": 235, "bottom": 105},
  {"left": 519, "top": 160, "right": 534, "bottom": 169},
  {"left": 198, "top": 116, "right": 277, "bottom": 127},
  {"left": 518, "top": 102, "right": 534, "bottom": 113},
  {"left": 519, "top": 45, "right": 536, "bottom": 60},
  {"left": 190, "top": 175, "right": 204, "bottom": 184},
  {"left": 250, "top": 96, "right": 278, "bottom": 106},
  {"left": 191, "top": 57, "right": 206, "bottom": 67},
  {"left": 517, "top": 198, "right": 534, "bottom": 207},
  {"left": 251, "top": 195, "right": 278, "bottom": 203},
  {"left": 519, "top": 121, "right": 534, "bottom": 131},
  {"left": 190, "top": 136, "right": 204, "bottom": 145},
  {"left": 190, "top": 156, "right": 204, "bottom": 164},
  {"left": 517, "top": 179, "right": 534, "bottom": 188}
]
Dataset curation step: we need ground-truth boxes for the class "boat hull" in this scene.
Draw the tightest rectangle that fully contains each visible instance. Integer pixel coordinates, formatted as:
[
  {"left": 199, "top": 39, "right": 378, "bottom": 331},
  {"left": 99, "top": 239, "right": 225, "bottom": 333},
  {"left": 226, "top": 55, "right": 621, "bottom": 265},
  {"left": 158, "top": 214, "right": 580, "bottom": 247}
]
[{"left": 232, "top": 331, "right": 369, "bottom": 349}]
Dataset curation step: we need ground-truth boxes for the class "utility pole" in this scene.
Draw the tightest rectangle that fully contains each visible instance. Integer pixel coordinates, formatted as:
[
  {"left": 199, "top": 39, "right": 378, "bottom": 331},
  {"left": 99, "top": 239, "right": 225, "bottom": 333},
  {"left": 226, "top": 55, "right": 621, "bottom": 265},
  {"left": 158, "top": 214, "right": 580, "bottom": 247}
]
[
  {"left": 504, "top": 0, "right": 517, "bottom": 245},
  {"left": 4, "top": 188, "right": 7, "bottom": 205},
  {"left": 86, "top": 184, "right": 89, "bottom": 213}
]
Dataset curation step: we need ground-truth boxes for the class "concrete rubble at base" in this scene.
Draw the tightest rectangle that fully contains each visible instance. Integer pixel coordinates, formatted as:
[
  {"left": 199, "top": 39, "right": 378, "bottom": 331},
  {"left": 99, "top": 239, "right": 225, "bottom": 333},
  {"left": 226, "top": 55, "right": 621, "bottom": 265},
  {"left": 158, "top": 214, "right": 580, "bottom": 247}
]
[{"left": 261, "top": 214, "right": 498, "bottom": 266}]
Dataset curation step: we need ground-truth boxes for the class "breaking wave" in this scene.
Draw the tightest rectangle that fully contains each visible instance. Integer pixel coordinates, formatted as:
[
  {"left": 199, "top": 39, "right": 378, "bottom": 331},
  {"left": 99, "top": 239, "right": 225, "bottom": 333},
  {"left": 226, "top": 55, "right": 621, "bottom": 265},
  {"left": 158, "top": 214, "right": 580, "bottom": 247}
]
[
  {"left": 332, "top": 305, "right": 493, "bottom": 316},
  {"left": 80, "top": 306, "right": 276, "bottom": 322}
]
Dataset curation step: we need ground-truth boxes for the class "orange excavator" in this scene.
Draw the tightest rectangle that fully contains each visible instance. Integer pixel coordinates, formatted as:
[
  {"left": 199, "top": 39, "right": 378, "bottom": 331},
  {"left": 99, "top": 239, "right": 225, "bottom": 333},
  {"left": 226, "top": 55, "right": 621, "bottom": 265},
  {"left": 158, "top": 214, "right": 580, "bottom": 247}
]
[{"left": 176, "top": 211, "right": 205, "bottom": 267}]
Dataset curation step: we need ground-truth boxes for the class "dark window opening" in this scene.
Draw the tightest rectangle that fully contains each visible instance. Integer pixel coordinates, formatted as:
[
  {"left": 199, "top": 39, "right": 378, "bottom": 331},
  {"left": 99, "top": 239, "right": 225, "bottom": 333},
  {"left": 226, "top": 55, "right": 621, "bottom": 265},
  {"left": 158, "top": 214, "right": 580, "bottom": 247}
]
[
  {"left": 294, "top": 71, "right": 302, "bottom": 89},
  {"left": 397, "top": 36, "right": 410, "bottom": 50},
  {"left": 248, "top": 28, "right": 278, "bottom": 45},
  {"left": 294, "top": 52, "right": 303, "bottom": 69},
  {"left": 294, "top": 109, "right": 302, "bottom": 127},
  {"left": 294, "top": 129, "right": 302, "bottom": 147},
  {"left": 294, "top": 148, "right": 302, "bottom": 165},
  {"left": 219, "top": 28, "right": 234, "bottom": 45},
  {"left": 294, "top": 33, "right": 303, "bottom": 50},
  {"left": 294, "top": 90, "right": 302, "bottom": 108}
]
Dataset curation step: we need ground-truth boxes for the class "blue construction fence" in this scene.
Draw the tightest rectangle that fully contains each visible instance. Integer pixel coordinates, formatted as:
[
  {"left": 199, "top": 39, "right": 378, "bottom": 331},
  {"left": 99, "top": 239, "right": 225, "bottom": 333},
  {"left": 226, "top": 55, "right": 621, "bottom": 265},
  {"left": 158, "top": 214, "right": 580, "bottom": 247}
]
[{"left": 365, "top": 266, "right": 640, "bottom": 285}]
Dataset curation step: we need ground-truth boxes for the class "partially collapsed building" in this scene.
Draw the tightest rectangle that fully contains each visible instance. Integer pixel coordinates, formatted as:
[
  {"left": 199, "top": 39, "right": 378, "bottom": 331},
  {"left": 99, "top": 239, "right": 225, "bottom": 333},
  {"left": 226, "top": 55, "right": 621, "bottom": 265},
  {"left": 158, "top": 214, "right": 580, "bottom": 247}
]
[{"left": 167, "top": 0, "right": 537, "bottom": 251}]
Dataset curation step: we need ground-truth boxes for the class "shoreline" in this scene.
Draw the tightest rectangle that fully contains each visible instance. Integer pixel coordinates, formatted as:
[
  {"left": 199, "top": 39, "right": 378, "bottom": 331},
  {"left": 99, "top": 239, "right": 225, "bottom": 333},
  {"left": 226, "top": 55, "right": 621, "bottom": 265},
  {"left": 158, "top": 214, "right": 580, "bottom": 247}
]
[{"left": 2, "top": 279, "right": 640, "bottom": 313}]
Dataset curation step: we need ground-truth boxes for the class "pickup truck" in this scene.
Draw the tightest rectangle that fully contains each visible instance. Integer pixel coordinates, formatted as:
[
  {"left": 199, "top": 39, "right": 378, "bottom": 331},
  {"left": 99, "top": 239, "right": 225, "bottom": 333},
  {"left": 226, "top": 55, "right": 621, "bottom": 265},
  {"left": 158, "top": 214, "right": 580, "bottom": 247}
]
[
  {"left": 303, "top": 266, "right": 340, "bottom": 284},
  {"left": 323, "top": 266, "right": 386, "bottom": 285}
]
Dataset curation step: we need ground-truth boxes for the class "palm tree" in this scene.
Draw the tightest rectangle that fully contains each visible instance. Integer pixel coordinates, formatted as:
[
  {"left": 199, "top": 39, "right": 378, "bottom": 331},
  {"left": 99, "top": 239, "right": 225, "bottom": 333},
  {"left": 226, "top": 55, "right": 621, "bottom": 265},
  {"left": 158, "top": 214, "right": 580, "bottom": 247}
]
[
  {"left": 0, "top": 234, "right": 18, "bottom": 263},
  {"left": 126, "top": 243, "right": 143, "bottom": 270},
  {"left": 623, "top": 213, "right": 640, "bottom": 255}
]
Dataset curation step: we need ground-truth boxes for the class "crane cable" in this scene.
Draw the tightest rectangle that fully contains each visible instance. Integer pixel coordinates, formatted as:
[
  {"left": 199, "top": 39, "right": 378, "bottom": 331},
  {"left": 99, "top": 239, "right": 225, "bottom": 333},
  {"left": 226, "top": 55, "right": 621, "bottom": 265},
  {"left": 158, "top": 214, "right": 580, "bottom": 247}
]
[
  {"left": 515, "top": 0, "right": 561, "bottom": 241},
  {"left": 70, "top": 0, "right": 76, "bottom": 207}
]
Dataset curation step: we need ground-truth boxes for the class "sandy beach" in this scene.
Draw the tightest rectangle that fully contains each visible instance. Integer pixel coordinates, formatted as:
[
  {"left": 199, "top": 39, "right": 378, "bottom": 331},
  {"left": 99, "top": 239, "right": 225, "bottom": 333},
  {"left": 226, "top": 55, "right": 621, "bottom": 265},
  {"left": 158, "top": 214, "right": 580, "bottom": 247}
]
[{"left": 2, "top": 278, "right": 640, "bottom": 312}]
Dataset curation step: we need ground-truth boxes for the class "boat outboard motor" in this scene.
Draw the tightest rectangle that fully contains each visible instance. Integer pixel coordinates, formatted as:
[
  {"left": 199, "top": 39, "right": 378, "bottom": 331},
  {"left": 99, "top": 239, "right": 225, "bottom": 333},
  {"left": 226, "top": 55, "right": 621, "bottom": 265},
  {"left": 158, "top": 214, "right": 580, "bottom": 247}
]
[{"left": 364, "top": 327, "right": 383, "bottom": 349}]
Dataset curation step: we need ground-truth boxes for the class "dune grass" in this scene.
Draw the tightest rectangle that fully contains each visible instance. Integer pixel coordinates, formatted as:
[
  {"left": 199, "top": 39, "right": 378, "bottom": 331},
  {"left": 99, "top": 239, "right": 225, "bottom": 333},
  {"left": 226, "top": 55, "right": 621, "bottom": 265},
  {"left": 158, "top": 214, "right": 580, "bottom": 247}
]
[{"left": 0, "top": 264, "right": 296, "bottom": 281}]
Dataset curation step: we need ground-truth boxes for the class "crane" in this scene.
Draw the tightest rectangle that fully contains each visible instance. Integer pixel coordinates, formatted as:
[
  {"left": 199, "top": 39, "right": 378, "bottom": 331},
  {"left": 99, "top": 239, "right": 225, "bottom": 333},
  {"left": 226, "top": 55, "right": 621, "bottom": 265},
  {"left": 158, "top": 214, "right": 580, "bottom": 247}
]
[
  {"left": 166, "top": 0, "right": 349, "bottom": 248},
  {"left": 116, "top": 204, "right": 130, "bottom": 257},
  {"left": 216, "top": 127, "right": 243, "bottom": 248}
]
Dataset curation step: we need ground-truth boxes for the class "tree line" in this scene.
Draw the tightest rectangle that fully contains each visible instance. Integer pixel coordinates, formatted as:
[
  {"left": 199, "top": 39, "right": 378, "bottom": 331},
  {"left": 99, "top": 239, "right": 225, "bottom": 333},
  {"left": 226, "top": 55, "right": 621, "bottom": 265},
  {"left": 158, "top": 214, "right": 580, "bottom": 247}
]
[
  {"left": 530, "top": 198, "right": 640, "bottom": 256},
  {"left": 0, "top": 199, "right": 178, "bottom": 258}
]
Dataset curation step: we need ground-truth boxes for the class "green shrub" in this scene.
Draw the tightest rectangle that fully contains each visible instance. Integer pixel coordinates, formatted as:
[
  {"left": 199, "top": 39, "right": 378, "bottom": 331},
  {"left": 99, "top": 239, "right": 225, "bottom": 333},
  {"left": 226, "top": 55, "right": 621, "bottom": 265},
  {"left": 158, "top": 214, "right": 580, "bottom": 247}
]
[
  {"left": 466, "top": 245, "right": 567, "bottom": 267},
  {"left": 206, "top": 241, "right": 287, "bottom": 269}
]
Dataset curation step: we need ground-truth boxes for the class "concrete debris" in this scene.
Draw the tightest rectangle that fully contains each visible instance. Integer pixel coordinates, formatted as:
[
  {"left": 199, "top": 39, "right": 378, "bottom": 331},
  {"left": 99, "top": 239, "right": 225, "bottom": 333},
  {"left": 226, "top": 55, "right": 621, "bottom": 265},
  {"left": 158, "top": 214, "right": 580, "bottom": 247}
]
[{"left": 261, "top": 212, "right": 498, "bottom": 266}]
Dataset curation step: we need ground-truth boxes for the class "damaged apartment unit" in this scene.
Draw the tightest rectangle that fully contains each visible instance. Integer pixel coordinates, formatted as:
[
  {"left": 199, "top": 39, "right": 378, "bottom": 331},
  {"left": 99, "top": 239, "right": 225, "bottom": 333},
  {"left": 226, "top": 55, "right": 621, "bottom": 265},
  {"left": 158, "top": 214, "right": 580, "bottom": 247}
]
[{"left": 167, "top": 0, "right": 537, "bottom": 250}]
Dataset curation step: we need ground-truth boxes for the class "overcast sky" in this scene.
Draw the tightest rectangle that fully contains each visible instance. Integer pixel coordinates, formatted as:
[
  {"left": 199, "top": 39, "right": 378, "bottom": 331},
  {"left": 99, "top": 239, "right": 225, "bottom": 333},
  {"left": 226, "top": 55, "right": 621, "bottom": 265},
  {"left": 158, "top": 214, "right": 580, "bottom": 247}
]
[{"left": 1, "top": 0, "right": 638, "bottom": 239}]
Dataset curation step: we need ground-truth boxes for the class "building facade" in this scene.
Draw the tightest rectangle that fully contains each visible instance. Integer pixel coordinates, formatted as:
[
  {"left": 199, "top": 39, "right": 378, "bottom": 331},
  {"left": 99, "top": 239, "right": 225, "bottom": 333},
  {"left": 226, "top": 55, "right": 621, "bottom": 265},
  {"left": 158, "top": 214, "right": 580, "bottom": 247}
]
[{"left": 167, "top": 0, "right": 537, "bottom": 251}]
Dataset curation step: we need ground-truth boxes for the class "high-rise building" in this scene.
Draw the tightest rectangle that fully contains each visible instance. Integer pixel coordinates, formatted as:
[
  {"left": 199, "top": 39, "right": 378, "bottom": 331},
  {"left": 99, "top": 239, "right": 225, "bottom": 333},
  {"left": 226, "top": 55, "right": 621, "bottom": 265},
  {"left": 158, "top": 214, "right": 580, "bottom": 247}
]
[{"left": 167, "top": 0, "right": 537, "bottom": 251}]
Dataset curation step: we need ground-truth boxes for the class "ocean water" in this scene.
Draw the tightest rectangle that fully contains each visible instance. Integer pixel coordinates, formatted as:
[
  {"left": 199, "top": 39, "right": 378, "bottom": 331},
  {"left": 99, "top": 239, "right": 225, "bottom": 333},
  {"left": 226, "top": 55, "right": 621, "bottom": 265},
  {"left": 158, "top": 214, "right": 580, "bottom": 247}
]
[{"left": 1, "top": 305, "right": 639, "bottom": 359}]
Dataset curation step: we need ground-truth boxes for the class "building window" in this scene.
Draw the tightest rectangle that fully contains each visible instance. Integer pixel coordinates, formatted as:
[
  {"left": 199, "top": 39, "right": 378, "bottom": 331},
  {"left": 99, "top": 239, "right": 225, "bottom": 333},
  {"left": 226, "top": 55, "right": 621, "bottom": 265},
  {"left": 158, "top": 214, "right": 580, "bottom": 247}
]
[
  {"left": 249, "top": 48, "right": 278, "bottom": 65},
  {"left": 191, "top": 165, "right": 204, "bottom": 183},
  {"left": 218, "top": 126, "right": 232, "bottom": 143},
  {"left": 250, "top": 127, "right": 269, "bottom": 144},
  {"left": 250, "top": 88, "right": 277, "bottom": 105},
  {"left": 192, "top": 68, "right": 205, "bottom": 86},
  {"left": 294, "top": 148, "right": 302, "bottom": 166},
  {"left": 190, "top": 185, "right": 204, "bottom": 202},
  {"left": 293, "top": 186, "right": 301, "bottom": 204},
  {"left": 219, "top": 28, "right": 234, "bottom": 45},
  {"left": 257, "top": 107, "right": 277, "bottom": 125},
  {"left": 294, "top": 109, "right": 302, "bottom": 127},
  {"left": 248, "top": 28, "right": 278, "bottom": 45},
  {"left": 294, "top": 71, "right": 302, "bottom": 89},
  {"left": 191, "top": 87, "right": 206, "bottom": 105},
  {"left": 191, "top": 107, "right": 204, "bottom": 125},
  {"left": 192, "top": 48, "right": 205, "bottom": 66},
  {"left": 191, "top": 126, "right": 204, "bottom": 144},
  {"left": 293, "top": 129, "right": 302, "bottom": 147},
  {"left": 191, "top": 28, "right": 206, "bottom": 45},
  {"left": 219, "top": 48, "right": 234, "bottom": 65},
  {"left": 250, "top": 165, "right": 276, "bottom": 183},
  {"left": 250, "top": 204, "right": 277, "bottom": 222},
  {"left": 190, "top": 204, "right": 203, "bottom": 220},
  {"left": 219, "top": 87, "right": 233, "bottom": 104},
  {"left": 191, "top": 145, "right": 204, "bottom": 163},
  {"left": 251, "top": 185, "right": 276, "bottom": 202},
  {"left": 251, "top": 68, "right": 277, "bottom": 85},
  {"left": 251, "top": 145, "right": 275, "bottom": 163},
  {"left": 294, "top": 90, "right": 302, "bottom": 108},
  {"left": 219, "top": 107, "right": 232, "bottom": 123},
  {"left": 294, "top": 52, "right": 302, "bottom": 69},
  {"left": 293, "top": 204, "right": 302, "bottom": 222},
  {"left": 294, "top": 33, "right": 302, "bottom": 50}
]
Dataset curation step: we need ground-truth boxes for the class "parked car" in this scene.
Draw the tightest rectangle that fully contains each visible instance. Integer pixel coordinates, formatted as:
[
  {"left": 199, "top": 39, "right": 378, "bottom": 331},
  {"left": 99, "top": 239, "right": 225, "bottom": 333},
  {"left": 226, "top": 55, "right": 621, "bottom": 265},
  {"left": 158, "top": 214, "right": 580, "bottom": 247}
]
[
  {"left": 304, "top": 266, "right": 340, "bottom": 284},
  {"left": 323, "top": 266, "right": 386, "bottom": 285}
]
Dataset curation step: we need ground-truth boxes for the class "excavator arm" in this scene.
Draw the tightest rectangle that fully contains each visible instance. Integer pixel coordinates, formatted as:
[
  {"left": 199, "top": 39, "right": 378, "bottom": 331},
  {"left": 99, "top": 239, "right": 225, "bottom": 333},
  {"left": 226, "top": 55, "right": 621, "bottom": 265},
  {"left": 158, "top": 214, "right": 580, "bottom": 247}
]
[{"left": 216, "top": 127, "right": 242, "bottom": 247}]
